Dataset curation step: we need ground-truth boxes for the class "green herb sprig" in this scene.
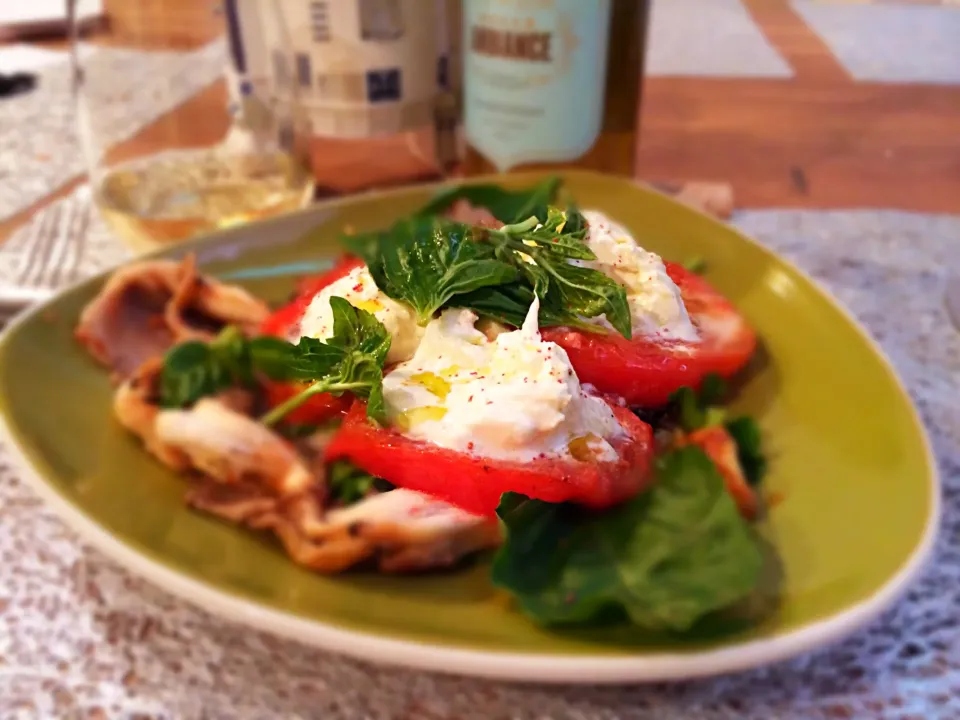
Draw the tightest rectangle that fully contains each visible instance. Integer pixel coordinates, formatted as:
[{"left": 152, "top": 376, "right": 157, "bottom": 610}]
[
  {"left": 343, "top": 217, "right": 519, "bottom": 325},
  {"left": 666, "top": 374, "right": 767, "bottom": 486},
  {"left": 347, "top": 179, "right": 631, "bottom": 337},
  {"left": 160, "top": 297, "right": 391, "bottom": 425}
]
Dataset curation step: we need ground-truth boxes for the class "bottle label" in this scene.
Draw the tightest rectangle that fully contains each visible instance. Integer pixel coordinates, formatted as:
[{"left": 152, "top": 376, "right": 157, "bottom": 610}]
[
  {"left": 249, "top": 0, "right": 449, "bottom": 139},
  {"left": 464, "top": 0, "right": 612, "bottom": 172}
]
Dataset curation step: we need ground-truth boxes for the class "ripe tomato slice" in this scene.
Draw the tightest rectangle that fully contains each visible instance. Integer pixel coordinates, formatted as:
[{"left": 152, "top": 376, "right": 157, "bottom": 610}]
[
  {"left": 259, "top": 256, "right": 364, "bottom": 424},
  {"left": 325, "top": 400, "right": 656, "bottom": 517},
  {"left": 541, "top": 263, "right": 756, "bottom": 408},
  {"left": 260, "top": 256, "right": 363, "bottom": 338}
]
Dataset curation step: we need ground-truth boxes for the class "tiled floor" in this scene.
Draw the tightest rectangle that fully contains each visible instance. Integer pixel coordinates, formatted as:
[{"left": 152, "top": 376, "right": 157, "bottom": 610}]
[
  {"left": 792, "top": 0, "right": 960, "bottom": 83},
  {"left": 635, "top": 0, "right": 960, "bottom": 212}
]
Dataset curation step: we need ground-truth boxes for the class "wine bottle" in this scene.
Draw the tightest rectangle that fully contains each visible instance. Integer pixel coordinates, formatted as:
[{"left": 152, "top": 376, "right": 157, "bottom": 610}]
[
  {"left": 264, "top": 0, "right": 459, "bottom": 194},
  {"left": 460, "top": 0, "right": 648, "bottom": 177}
]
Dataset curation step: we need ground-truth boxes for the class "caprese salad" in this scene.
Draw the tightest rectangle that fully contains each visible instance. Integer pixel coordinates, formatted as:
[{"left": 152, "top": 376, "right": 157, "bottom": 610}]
[{"left": 76, "top": 178, "right": 770, "bottom": 634}]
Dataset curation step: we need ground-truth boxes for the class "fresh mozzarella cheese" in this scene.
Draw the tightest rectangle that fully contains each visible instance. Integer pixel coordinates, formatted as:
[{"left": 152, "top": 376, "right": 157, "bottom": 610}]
[
  {"left": 576, "top": 210, "right": 699, "bottom": 342},
  {"left": 382, "top": 298, "right": 626, "bottom": 462},
  {"left": 297, "top": 265, "right": 423, "bottom": 364}
]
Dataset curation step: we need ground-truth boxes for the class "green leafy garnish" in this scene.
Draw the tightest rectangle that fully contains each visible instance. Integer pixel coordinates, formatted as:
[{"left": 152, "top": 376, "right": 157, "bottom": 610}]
[
  {"left": 683, "top": 256, "right": 707, "bottom": 274},
  {"left": 259, "top": 297, "right": 391, "bottom": 425},
  {"left": 160, "top": 298, "right": 391, "bottom": 425},
  {"left": 345, "top": 204, "right": 631, "bottom": 338},
  {"left": 328, "top": 461, "right": 378, "bottom": 505},
  {"left": 665, "top": 374, "right": 767, "bottom": 485},
  {"left": 473, "top": 206, "right": 631, "bottom": 337},
  {"left": 453, "top": 282, "right": 597, "bottom": 332},
  {"left": 725, "top": 416, "right": 767, "bottom": 486},
  {"left": 344, "top": 217, "right": 519, "bottom": 325},
  {"left": 160, "top": 326, "right": 250, "bottom": 408},
  {"left": 418, "top": 176, "right": 561, "bottom": 225},
  {"left": 491, "top": 446, "right": 764, "bottom": 632},
  {"left": 160, "top": 327, "right": 299, "bottom": 408},
  {"left": 668, "top": 374, "right": 728, "bottom": 431}
]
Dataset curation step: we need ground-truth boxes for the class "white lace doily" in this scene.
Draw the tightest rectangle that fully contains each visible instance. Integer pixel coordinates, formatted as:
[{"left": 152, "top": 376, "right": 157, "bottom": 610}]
[
  {"left": 0, "top": 40, "right": 225, "bottom": 221},
  {"left": 0, "top": 204, "right": 957, "bottom": 719}
]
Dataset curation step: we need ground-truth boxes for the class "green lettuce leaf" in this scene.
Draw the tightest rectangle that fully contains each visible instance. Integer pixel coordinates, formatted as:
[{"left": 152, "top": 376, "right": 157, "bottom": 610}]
[{"left": 491, "top": 446, "right": 764, "bottom": 632}]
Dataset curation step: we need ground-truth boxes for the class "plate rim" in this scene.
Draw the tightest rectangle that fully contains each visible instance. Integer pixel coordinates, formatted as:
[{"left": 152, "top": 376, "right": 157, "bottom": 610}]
[{"left": 0, "top": 174, "right": 941, "bottom": 684}]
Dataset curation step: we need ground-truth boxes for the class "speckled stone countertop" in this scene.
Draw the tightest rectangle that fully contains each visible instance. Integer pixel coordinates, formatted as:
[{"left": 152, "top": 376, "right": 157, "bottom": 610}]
[{"left": 0, "top": 202, "right": 957, "bottom": 719}]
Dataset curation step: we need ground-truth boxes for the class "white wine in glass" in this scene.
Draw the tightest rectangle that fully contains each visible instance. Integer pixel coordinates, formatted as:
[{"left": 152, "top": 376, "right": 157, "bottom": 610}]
[
  {"left": 69, "top": 0, "right": 314, "bottom": 254},
  {"left": 95, "top": 146, "right": 313, "bottom": 249}
]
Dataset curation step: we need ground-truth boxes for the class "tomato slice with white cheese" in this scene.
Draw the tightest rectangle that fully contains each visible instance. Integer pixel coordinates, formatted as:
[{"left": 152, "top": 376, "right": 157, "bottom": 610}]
[
  {"left": 326, "top": 399, "right": 655, "bottom": 517},
  {"left": 542, "top": 262, "right": 756, "bottom": 407},
  {"left": 259, "top": 256, "right": 363, "bottom": 424}
]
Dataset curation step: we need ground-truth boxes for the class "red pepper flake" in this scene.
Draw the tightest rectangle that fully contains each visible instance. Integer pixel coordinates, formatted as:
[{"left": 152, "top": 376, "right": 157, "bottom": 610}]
[
  {"left": 486, "top": 400, "right": 493, "bottom": 405},
  {"left": 352, "top": 283, "right": 363, "bottom": 292},
  {"left": 523, "top": 377, "right": 529, "bottom": 383},
  {"left": 467, "top": 442, "right": 474, "bottom": 451},
  {"left": 468, "top": 395, "right": 474, "bottom": 402}
]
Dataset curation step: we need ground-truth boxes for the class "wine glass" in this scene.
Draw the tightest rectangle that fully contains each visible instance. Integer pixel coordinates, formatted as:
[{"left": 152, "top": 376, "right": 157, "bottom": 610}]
[{"left": 68, "top": 0, "right": 314, "bottom": 254}]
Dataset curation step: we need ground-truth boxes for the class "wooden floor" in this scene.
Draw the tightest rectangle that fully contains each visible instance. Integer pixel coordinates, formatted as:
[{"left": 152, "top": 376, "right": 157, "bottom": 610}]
[
  {"left": 637, "top": 0, "right": 960, "bottom": 212},
  {"left": 1, "top": 0, "right": 958, "bottom": 248}
]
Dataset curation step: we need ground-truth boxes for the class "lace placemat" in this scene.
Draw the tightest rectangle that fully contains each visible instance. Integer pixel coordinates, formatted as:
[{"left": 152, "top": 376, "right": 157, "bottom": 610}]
[
  {"left": 0, "top": 39, "right": 225, "bottom": 221},
  {"left": 0, "top": 206, "right": 957, "bottom": 719}
]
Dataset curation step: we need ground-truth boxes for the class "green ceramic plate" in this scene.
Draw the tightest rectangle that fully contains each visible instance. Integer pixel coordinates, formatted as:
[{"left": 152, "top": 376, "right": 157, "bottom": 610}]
[{"left": 0, "top": 171, "right": 938, "bottom": 684}]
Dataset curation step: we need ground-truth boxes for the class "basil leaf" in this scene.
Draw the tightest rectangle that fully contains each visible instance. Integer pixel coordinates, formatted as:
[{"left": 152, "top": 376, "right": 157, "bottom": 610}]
[
  {"left": 328, "top": 293, "right": 392, "bottom": 364},
  {"left": 455, "top": 282, "right": 599, "bottom": 332},
  {"left": 667, "top": 374, "right": 727, "bottom": 431},
  {"left": 418, "top": 176, "right": 561, "bottom": 225},
  {"left": 535, "top": 256, "right": 632, "bottom": 338},
  {"left": 665, "top": 376, "right": 767, "bottom": 487},
  {"left": 160, "top": 342, "right": 224, "bottom": 408},
  {"left": 699, "top": 373, "right": 728, "bottom": 406},
  {"left": 491, "top": 446, "right": 765, "bottom": 632},
  {"left": 667, "top": 386, "right": 705, "bottom": 430},
  {"left": 247, "top": 335, "right": 339, "bottom": 382},
  {"left": 161, "top": 300, "right": 392, "bottom": 426},
  {"left": 327, "top": 461, "right": 378, "bottom": 505},
  {"left": 160, "top": 326, "right": 251, "bottom": 407},
  {"left": 261, "top": 297, "right": 392, "bottom": 425},
  {"left": 725, "top": 416, "right": 767, "bottom": 486},
  {"left": 468, "top": 207, "right": 630, "bottom": 337},
  {"left": 346, "top": 217, "right": 519, "bottom": 324},
  {"left": 509, "top": 205, "right": 595, "bottom": 260}
]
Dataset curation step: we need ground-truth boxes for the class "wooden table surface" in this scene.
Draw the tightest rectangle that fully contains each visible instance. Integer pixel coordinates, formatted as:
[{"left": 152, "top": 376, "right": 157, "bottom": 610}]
[{"left": 1, "top": 0, "right": 958, "bottom": 246}]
